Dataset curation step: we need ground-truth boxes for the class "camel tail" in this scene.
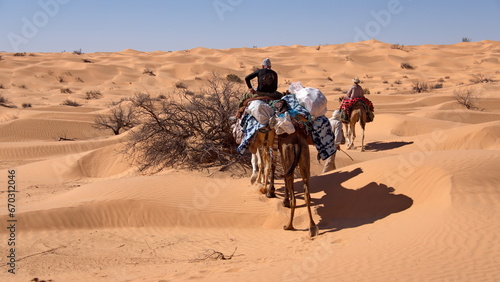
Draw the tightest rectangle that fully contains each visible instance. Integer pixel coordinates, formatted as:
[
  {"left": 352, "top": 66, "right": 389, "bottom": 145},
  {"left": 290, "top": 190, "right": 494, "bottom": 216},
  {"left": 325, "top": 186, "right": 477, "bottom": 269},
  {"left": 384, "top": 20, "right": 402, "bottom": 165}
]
[{"left": 284, "top": 142, "right": 302, "bottom": 177}]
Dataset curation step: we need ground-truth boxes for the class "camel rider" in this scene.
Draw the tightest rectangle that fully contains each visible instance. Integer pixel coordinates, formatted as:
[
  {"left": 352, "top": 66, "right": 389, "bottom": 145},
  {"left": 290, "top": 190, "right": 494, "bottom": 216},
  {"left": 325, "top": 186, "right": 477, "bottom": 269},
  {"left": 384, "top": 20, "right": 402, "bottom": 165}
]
[
  {"left": 341, "top": 77, "right": 374, "bottom": 122},
  {"left": 238, "top": 58, "right": 282, "bottom": 108},
  {"left": 345, "top": 77, "right": 364, "bottom": 99}
]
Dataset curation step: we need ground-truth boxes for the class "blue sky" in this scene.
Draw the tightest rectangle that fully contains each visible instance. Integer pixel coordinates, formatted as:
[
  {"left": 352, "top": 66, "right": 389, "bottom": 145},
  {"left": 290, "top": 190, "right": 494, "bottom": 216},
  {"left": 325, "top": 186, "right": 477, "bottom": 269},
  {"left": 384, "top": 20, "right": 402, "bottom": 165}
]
[{"left": 1, "top": 0, "right": 499, "bottom": 53}]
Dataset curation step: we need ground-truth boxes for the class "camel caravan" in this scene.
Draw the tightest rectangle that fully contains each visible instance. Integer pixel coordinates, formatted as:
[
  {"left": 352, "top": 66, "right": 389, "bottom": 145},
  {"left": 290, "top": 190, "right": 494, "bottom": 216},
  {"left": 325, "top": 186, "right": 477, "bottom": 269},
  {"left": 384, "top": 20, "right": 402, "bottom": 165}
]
[{"left": 234, "top": 58, "right": 374, "bottom": 238}]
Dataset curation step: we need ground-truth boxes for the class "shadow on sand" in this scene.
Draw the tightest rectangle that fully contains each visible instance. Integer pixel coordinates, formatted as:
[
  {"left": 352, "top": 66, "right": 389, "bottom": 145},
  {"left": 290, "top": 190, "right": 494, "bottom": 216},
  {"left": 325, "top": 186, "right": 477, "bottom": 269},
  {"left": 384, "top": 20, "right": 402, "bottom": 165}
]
[
  {"left": 277, "top": 168, "right": 413, "bottom": 234},
  {"left": 364, "top": 141, "right": 414, "bottom": 152}
]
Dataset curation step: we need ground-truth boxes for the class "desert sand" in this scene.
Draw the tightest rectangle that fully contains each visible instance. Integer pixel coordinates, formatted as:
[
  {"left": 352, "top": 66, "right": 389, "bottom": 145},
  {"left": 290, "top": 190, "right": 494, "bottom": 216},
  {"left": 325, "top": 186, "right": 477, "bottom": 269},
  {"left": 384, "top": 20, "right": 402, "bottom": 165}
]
[{"left": 1, "top": 40, "right": 499, "bottom": 281}]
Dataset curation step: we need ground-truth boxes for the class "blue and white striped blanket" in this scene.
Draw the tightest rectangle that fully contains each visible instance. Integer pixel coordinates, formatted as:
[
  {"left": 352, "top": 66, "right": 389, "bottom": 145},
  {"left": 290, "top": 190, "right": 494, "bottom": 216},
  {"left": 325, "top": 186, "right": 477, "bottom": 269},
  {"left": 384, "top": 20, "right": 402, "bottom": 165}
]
[{"left": 237, "top": 94, "right": 336, "bottom": 160}]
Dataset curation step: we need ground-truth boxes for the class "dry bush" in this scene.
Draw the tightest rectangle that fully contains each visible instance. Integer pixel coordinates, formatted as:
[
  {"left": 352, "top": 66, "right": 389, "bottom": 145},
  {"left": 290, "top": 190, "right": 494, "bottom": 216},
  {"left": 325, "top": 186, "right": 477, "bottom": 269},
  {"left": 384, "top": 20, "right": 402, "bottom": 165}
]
[
  {"left": 143, "top": 66, "right": 156, "bottom": 76},
  {"left": 226, "top": 74, "right": 243, "bottom": 83},
  {"left": 126, "top": 73, "right": 245, "bottom": 172},
  {"left": 73, "top": 49, "right": 83, "bottom": 55},
  {"left": 85, "top": 90, "right": 102, "bottom": 100},
  {"left": 60, "top": 88, "right": 72, "bottom": 94},
  {"left": 93, "top": 102, "right": 137, "bottom": 135},
  {"left": 391, "top": 43, "right": 405, "bottom": 50},
  {"left": 430, "top": 83, "right": 443, "bottom": 90},
  {"left": 462, "top": 37, "right": 472, "bottom": 42},
  {"left": 0, "top": 94, "right": 12, "bottom": 107},
  {"left": 175, "top": 81, "right": 188, "bottom": 89},
  {"left": 13, "top": 52, "right": 26, "bottom": 57},
  {"left": 470, "top": 73, "right": 494, "bottom": 84},
  {"left": 22, "top": 103, "right": 32, "bottom": 108},
  {"left": 411, "top": 80, "right": 429, "bottom": 93},
  {"left": 401, "top": 62, "right": 414, "bottom": 70},
  {"left": 61, "top": 99, "right": 81, "bottom": 107},
  {"left": 454, "top": 88, "right": 483, "bottom": 110}
]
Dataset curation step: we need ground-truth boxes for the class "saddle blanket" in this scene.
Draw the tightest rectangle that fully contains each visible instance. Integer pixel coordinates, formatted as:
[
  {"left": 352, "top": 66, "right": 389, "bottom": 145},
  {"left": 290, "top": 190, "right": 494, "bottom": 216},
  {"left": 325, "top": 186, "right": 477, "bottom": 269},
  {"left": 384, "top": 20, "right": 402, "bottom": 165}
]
[
  {"left": 237, "top": 94, "right": 336, "bottom": 160},
  {"left": 340, "top": 97, "right": 374, "bottom": 117}
]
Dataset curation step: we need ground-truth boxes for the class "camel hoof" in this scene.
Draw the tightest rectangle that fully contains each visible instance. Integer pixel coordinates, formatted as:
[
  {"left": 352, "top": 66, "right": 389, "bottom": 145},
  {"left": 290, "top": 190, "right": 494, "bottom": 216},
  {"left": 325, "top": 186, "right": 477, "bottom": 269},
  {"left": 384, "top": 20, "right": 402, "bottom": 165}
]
[
  {"left": 266, "top": 191, "right": 276, "bottom": 198},
  {"left": 283, "top": 224, "right": 294, "bottom": 231},
  {"left": 250, "top": 174, "right": 257, "bottom": 184},
  {"left": 309, "top": 225, "right": 319, "bottom": 238},
  {"left": 282, "top": 199, "right": 290, "bottom": 208}
]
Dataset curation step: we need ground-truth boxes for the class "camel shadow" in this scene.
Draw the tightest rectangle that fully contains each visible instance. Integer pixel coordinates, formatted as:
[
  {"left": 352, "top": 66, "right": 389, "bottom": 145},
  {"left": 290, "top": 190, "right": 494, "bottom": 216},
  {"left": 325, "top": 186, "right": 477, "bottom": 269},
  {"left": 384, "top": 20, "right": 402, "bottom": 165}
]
[
  {"left": 364, "top": 141, "right": 414, "bottom": 152},
  {"left": 300, "top": 168, "right": 413, "bottom": 233}
]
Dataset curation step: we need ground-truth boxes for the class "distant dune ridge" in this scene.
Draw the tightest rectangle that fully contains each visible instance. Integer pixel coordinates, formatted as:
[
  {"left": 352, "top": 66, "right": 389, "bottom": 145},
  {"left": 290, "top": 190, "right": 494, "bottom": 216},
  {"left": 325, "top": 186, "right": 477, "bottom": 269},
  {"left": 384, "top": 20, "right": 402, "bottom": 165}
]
[{"left": 0, "top": 40, "right": 499, "bottom": 281}]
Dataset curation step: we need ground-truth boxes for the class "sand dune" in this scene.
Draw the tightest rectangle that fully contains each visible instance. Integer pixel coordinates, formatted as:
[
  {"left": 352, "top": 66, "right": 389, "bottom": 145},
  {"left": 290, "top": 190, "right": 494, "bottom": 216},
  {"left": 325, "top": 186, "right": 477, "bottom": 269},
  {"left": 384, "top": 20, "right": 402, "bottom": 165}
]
[{"left": 0, "top": 40, "right": 499, "bottom": 281}]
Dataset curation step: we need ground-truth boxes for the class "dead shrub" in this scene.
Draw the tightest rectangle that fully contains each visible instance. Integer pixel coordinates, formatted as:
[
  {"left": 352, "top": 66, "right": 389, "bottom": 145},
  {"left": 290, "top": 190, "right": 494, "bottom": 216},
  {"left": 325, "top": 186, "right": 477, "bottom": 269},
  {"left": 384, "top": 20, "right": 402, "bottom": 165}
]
[
  {"left": 60, "top": 88, "right": 72, "bottom": 94},
  {"left": 226, "top": 74, "right": 243, "bottom": 83},
  {"left": 391, "top": 43, "right": 405, "bottom": 50},
  {"left": 401, "top": 63, "right": 414, "bottom": 70},
  {"left": 143, "top": 66, "right": 156, "bottom": 76},
  {"left": 93, "top": 102, "right": 137, "bottom": 135},
  {"left": 61, "top": 99, "right": 81, "bottom": 107},
  {"left": 470, "top": 73, "right": 494, "bottom": 84},
  {"left": 85, "top": 90, "right": 102, "bottom": 100},
  {"left": 0, "top": 94, "right": 13, "bottom": 107},
  {"left": 412, "top": 80, "right": 429, "bottom": 93},
  {"left": 126, "top": 73, "right": 245, "bottom": 172},
  {"left": 454, "top": 88, "right": 483, "bottom": 110},
  {"left": 174, "top": 81, "right": 188, "bottom": 89}
]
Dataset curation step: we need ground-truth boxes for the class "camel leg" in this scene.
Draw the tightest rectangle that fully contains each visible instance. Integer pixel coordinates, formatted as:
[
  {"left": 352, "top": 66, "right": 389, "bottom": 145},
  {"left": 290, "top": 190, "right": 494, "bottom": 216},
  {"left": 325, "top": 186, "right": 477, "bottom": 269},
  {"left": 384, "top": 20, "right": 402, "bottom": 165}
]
[
  {"left": 250, "top": 152, "right": 259, "bottom": 184},
  {"left": 283, "top": 166, "right": 296, "bottom": 230},
  {"left": 279, "top": 141, "right": 291, "bottom": 208},
  {"left": 262, "top": 147, "right": 275, "bottom": 198},
  {"left": 299, "top": 141, "right": 318, "bottom": 238},
  {"left": 265, "top": 147, "right": 276, "bottom": 198},
  {"left": 348, "top": 123, "right": 355, "bottom": 150},
  {"left": 361, "top": 122, "right": 365, "bottom": 152},
  {"left": 361, "top": 110, "right": 367, "bottom": 152},
  {"left": 346, "top": 125, "right": 352, "bottom": 149},
  {"left": 268, "top": 161, "right": 276, "bottom": 197},
  {"left": 351, "top": 120, "right": 357, "bottom": 149}
]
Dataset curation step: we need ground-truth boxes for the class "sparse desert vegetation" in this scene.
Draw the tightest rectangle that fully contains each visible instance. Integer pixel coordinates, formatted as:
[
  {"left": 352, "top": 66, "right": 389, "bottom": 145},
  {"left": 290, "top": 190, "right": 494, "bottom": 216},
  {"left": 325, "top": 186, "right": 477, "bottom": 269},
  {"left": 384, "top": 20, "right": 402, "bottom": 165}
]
[
  {"left": 60, "top": 88, "right": 72, "bottom": 94},
  {"left": 61, "top": 99, "right": 82, "bottom": 107},
  {"left": 93, "top": 102, "right": 137, "bottom": 135},
  {"left": 143, "top": 66, "right": 156, "bottom": 76},
  {"left": 126, "top": 74, "right": 244, "bottom": 171},
  {"left": 85, "top": 90, "right": 103, "bottom": 100},
  {"left": 226, "top": 73, "right": 243, "bottom": 83},
  {"left": 401, "top": 62, "right": 414, "bottom": 70},
  {"left": 470, "top": 73, "right": 494, "bottom": 84},
  {"left": 454, "top": 87, "right": 483, "bottom": 110},
  {"left": 412, "top": 80, "right": 429, "bottom": 93}
]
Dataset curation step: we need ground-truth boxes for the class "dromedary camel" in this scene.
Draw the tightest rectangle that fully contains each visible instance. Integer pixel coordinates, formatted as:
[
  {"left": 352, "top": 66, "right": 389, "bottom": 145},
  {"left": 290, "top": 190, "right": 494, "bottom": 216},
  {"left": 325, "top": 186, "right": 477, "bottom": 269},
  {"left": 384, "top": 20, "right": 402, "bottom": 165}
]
[
  {"left": 278, "top": 128, "right": 319, "bottom": 238},
  {"left": 344, "top": 100, "right": 367, "bottom": 152},
  {"left": 249, "top": 127, "right": 277, "bottom": 198}
]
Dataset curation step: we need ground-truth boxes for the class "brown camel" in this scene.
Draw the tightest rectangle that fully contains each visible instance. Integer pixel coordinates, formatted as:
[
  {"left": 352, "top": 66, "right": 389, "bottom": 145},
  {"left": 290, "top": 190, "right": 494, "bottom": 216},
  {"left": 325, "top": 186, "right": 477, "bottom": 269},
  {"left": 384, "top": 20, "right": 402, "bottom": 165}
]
[
  {"left": 278, "top": 128, "right": 319, "bottom": 238},
  {"left": 344, "top": 100, "right": 367, "bottom": 152},
  {"left": 249, "top": 127, "right": 277, "bottom": 198}
]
